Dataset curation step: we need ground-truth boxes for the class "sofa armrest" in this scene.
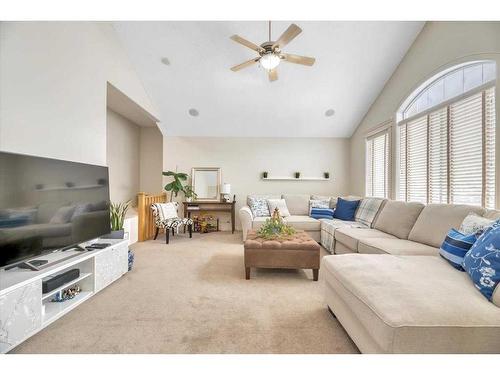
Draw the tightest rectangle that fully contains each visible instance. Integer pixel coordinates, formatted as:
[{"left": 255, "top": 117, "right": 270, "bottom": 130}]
[{"left": 239, "top": 206, "right": 253, "bottom": 241}]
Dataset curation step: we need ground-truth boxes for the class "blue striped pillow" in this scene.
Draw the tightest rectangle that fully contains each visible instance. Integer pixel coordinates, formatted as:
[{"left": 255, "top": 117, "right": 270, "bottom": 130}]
[
  {"left": 439, "top": 229, "right": 478, "bottom": 270},
  {"left": 310, "top": 208, "right": 334, "bottom": 220}
]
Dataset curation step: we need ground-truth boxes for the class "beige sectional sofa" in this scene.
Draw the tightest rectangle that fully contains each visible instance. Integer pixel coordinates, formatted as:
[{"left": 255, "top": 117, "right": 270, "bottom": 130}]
[{"left": 322, "top": 199, "right": 500, "bottom": 353}]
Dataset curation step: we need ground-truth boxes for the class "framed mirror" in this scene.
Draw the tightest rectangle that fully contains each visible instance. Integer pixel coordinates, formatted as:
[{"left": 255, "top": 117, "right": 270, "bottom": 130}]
[{"left": 191, "top": 167, "right": 221, "bottom": 202}]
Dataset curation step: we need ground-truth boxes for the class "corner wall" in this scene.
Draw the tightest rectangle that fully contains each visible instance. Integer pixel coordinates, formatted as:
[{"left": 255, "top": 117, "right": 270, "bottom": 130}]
[
  {"left": 349, "top": 21, "right": 500, "bottom": 201},
  {"left": 0, "top": 21, "right": 159, "bottom": 166},
  {"left": 163, "top": 136, "right": 350, "bottom": 230}
]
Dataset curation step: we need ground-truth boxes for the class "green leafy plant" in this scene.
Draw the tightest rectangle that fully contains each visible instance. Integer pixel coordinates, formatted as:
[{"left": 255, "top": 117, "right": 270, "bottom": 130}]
[
  {"left": 183, "top": 185, "right": 198, "bottom": 200},
  {"left": 256, "top": 208, "right": 296, "bottom": 240},
  {"left": 162, "top": 170, "right": 189, "bottom": 201},
  {"left": 110, "top": 201, "right": 131, "bottom": 231}
]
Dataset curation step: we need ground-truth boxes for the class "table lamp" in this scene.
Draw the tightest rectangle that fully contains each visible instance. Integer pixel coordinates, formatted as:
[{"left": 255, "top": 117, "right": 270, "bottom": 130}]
[{"left": 221, "top": 183, "right": 231, "bottom": 202}]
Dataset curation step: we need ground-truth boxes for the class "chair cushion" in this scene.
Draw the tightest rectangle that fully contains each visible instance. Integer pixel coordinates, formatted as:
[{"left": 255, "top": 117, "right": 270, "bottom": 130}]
[
  {"left": 283, "top": 215, "right": 321, "bottom": 231},
  {"left": 322, "top": 254, "right": 500, "bottom": 353},
  {"left": 439, "top": 229, "right": 478, "bottom": 270},
  {"left": 334, "top": 227, "right": 396, "bottom": 252},
  {"left": 358, "top": 238, "right": 439, "bottom": 256},
  {"left": 151, "top": 202, "right": 178, "bottom": 221},
  {"left": 355, "top": 198, "right": 386, "bottom": 227},
  {"left": 282, "top": 194, "right": 311, "bottom": 215},
  {"left": 333, "top": 197, "right": 360, "bottom": 221},
  {"left": 408, "top": 204, "right": 485, "bottom": 248},
  {"left": 374, "top": 200, "right": 424, "bottom": 239}
]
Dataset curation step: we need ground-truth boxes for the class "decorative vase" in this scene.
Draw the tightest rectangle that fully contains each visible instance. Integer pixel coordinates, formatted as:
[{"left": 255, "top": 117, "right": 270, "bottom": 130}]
[
  {"left": 186, "top": 197, "right": 192, "bottom": 202},
  {"left": 295, "top": 172, "right": 300, "bottom": 179}
]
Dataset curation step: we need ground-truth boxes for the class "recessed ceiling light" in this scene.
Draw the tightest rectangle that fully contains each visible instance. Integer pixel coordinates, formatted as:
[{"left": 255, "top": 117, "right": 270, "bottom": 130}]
[
  {"left": 188, "top": 108, "right": 199, "bottom": 117},
  {"left": 325, "top": 109, "right": 335, "bottom": 117},
  {"left": 161, "top": 57, "right": 171, "bottom": 66}
]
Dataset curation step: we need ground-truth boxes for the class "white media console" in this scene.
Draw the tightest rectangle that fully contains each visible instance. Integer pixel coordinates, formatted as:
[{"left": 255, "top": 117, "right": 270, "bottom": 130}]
[{"left": 0, "top": 238, "right": 129, "bottom": 353}]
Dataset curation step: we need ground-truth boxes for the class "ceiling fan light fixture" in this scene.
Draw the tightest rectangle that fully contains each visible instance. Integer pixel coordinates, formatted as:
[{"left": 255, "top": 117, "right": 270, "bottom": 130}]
[{"left": 259, "top": 53, "right": 281, "bottom": 70}]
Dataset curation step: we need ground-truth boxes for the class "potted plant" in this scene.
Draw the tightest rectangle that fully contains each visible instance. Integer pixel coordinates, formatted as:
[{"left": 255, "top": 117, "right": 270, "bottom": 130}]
[
  {"left": 162, "top": 170, "right": 188, "bottom": 201},
  {"left": 105, "top": 201, "right": 131, "bottom": 239},
  {"left": 295, "top": 172, "right": 301, "bottom": 179},
  {"left": 324, "top": 172, "right": 330, "bottom": 179},
  {"left": 262, "top": 171, "right": 268, "bottom": 179},
  {"left": 184, "top": 185, "right": 198, "bottom": 202}
]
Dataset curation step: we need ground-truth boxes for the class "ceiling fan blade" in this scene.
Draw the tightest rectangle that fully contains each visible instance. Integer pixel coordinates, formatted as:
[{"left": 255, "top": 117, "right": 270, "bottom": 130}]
[
  {"left": 230, "top": 35, "right": 265, "bottom": 53},
  {"left": 281, "top": 53, "right": 316, "bottom": 66},
  {"left": 230, "top": 57, "right": 260, "bottom": 72},
  {"left": 272, "top": 24, "right": 302, "bottom": 49},
  {"left": 268, "top": 68, "right": 278, "bottom": 82}
]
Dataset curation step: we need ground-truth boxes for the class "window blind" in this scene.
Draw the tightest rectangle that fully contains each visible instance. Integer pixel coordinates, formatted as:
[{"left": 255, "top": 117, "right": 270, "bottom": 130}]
[
  {"left": 397, "top": 86, "right": 496, "bottom": 208},
  {"left": 406, "top": 116, "right": 428, "bottom": 204},
  {"left": 428, "top": 107, "right": 448, "bottom": 203},
  {"left": 366, "top": 130, "right": 390, "bottom": 198},
  {"left": 449, "top": 93, "right": 483, "bottom": 206}
]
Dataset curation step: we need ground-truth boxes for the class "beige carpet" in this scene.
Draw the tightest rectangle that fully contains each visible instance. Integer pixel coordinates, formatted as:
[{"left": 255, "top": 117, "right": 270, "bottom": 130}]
[{"left": 12, "top": 232, "right": 359, "bottom": 354}]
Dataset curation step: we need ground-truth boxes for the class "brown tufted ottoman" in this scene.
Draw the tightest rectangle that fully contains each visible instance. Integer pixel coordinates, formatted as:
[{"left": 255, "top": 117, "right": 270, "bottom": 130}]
[{"left": 243, "top": 230, "right": 320, "bottom": 280}]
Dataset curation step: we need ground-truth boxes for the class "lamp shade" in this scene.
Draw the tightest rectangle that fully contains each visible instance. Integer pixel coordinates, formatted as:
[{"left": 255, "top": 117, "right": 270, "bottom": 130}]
[{"left": 222, "top": 183, "right": 231, "bottom": 194}]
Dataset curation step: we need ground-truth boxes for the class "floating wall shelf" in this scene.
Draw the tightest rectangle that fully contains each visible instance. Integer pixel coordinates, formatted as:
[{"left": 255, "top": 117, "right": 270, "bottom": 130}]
[{"left": 261, "top": 177, "right": 330, "bottom": 181}]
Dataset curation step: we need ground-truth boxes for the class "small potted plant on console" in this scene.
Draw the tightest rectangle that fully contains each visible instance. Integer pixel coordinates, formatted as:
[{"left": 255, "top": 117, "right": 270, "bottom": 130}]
[{"left": 105, "top": 200, "right": 131, "bottom": 239}]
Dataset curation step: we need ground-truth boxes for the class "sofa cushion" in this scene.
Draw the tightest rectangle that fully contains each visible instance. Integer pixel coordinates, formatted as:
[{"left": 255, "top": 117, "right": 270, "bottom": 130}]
[
  {"left": 439, "top": 229, "right": 478, "bottom": 270},
  {"left": 408, "top": 204, "right": 485, "bottom": 248},
  {"left": 355, "top": 198, "right": 386, "bottom": 227},
  {"left": 459, "top": 212, "right": 495, "bottom": 235},
  {"left": 373, "top": 200, "right": 424, "bottom": 239},
  {"left": 334, "top": 227, "right": 396, "bottom": 252},
  {"left": 283, "top": 215, "right": 321, "bottom": 231},
  {"left": 248, "top": 197, "right": 272, "bottom": 217},
  {"left": 322, "top": 254, "right": 500, "bottom": 353},
  {"left": 310, "top": 208, "right": 334, "bottom": 220},
  {"left": 463, "top": 222, "right": 500, "bottom": 305},
  {"left": 266, "top": 199, "right": 291, "bottom": 217},
  {"left": 282, "top": 194, "right": 310, "bottom": 215},
  {"left": 358, "top": 238, "right": 439, "bottom": 256},
  {"left": 320, "top": 219, "right": 368, "bottom": 254},
  {"left": 333, "top": 198, "right": 360, "bottom": 221}
]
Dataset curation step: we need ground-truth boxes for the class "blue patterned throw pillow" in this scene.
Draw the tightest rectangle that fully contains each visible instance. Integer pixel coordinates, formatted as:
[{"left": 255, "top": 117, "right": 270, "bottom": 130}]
[
  {"left": 439, "top": 229, "right": 478, "bottom": 270},
  {"left": 310, "top": 208, "right": 334, "bottom": 220},
  {"left": 463, "top": 221, "right": 500, "bottom": 302}
]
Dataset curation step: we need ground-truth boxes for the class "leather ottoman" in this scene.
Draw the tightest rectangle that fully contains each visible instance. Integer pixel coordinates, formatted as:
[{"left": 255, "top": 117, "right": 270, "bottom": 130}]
[{"left": 243, "top": 230, "right": 320, "bottom": 280}]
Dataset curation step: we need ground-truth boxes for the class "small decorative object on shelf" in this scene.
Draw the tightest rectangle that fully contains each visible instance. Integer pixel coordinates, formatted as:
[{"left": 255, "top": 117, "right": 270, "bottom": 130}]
[
  {"left": 324, "top": 172, "right": 330, "bottom": 179},
  {"left": 128, "top": 249, "right": 134, "bottom": 271},
  {"left": 184, "top": 185, "right": 197, "bottom": 202},
  {"left": 262, "top": 171, "right": 268, "bottom": 178},
  {"left": 192, "top": 214, "right": 219, "bottom": 233},
  {"left": 103, "top": 200, "right": 131, "bottom": 239},
  {"left": 221, "top": 183, "right": 231, "bottom": 202},
  {"left": 51, "top": 285, "right": 81, "bottom": 302},
  {"left": 256, "top": 208, "right": 296, "bottom": 240},
  {"left": 295, "top": 172, "right": 300, "bottom": 179}
]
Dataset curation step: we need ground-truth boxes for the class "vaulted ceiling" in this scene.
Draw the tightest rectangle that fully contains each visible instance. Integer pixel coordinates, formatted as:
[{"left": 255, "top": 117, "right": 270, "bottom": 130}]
[{"left": 113, "top": 21, "right": 424, "bottom": 137}]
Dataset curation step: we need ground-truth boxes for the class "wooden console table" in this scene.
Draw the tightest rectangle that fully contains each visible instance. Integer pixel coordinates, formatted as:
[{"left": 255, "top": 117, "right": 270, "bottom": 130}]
[{"left": 182, "top": 201, "right": 236, "bottom": 234}]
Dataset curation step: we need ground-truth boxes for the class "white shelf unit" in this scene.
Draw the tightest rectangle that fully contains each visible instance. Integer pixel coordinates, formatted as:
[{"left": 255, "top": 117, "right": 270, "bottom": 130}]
[
  {"left": 261, "top": 177, "right": 330, "bottom": 181},
  {"left": 0, "top": 238, "right": 129, "bottom": 353}
]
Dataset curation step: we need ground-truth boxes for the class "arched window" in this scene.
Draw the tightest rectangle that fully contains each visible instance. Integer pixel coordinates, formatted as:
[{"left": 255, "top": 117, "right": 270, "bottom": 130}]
[{"left": 396, "top": 61, "right": 496, "bottom": 208}]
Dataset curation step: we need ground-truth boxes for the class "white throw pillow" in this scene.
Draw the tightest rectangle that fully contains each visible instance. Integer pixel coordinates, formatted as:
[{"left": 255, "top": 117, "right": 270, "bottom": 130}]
[
  {"left": 267, "top": 199, "right": 291, "bottom": 217},
  {"left": 459, "top": 212, "right": 495, "bottom": 235}
]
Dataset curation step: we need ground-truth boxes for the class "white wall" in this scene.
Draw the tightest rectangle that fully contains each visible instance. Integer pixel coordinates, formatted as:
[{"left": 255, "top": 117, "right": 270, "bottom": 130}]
[
  {"left": 0, "top": 21, "right": 159, "bottom": 166},
  {"left": 163, "top": 137, "right": 350, "bottom": 230},
  {"left": 349, "top": 22, "right": 500, "bottom": 201},
  {"left": 139, "top": 127, "right": 163, "bottom": 194},
  {"left": 106, "top": 109, "right": 140, "bottom": 204}
]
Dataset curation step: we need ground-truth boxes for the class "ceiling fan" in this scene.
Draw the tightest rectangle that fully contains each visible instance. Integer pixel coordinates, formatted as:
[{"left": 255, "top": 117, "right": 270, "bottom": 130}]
[{"left": 230, "top": 21, "right": 316, "bottom": 82}]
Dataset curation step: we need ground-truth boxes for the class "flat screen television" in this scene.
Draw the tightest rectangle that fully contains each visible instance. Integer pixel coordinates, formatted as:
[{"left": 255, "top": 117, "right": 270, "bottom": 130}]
[{"left": 0, "top": 151, "right": 111, "bottom": 268}]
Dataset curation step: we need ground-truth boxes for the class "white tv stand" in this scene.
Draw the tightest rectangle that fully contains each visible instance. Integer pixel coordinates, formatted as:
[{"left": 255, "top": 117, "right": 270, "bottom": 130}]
[{"left": 0, "top": 238, "right": 129, "bottom": 353}]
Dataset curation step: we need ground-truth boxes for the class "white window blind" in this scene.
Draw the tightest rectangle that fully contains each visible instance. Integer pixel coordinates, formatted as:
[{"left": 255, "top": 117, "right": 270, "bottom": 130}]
[
  {"left": 366, "top": 130, "right": 390, "bottom": 198},
  {"left": 398, "top": 86, "right": 496, "bottom": 208},
  {"left": 406, "top": 116, "right": 428, "bottom": 203},
  {"left": 449, "top": 92, "right": 483, "bottom": 206}
]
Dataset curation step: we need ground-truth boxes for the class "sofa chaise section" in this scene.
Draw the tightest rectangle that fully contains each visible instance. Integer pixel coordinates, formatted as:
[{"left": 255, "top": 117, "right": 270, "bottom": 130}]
[{"left": 322, "top": 254, "right": 500, "bottom": 353}]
